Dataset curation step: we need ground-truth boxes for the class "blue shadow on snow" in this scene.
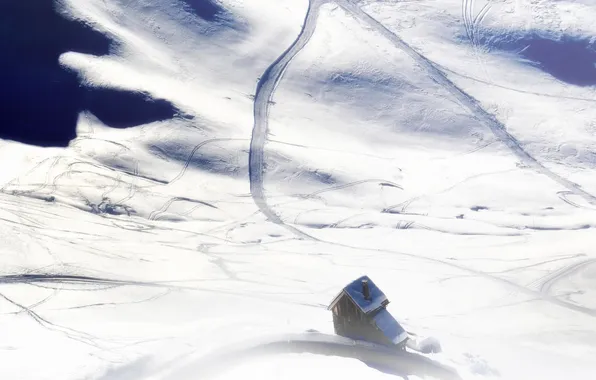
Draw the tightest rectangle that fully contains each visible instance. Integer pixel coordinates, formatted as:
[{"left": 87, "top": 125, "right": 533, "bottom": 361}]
[
  {"left": 476, "top": 31, "right": 596, "bottom": 87},
  {"left": 180, "top": 0, "right": 224, "bottom": 21},
  {"left": 81, "top": 89, "right": 176, "bottom": 129},
  {"left": 0, "top": 0, "right": 178, "bottom": 147}
]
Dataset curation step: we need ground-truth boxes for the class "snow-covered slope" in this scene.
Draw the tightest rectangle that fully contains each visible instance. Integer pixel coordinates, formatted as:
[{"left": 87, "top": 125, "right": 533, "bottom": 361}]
[{"left": 1, "top": 0, "right": 595, "bottom": 379}]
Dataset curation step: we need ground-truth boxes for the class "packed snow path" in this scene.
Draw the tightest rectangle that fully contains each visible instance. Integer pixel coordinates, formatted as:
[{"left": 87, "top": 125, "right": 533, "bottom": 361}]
[{"left": 249, "top": 0, "right": 325, "bottom": 240}]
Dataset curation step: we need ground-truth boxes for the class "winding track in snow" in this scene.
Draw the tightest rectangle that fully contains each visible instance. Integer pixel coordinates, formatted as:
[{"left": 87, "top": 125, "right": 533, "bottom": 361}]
[
  {"left": 338, "top": 0, "right": 596, "bottom": 207},
  {"left": 539, "top": 259, "right": 596, "bottom": 295},
  {"left": 247, "top": 0, "right": 596, "bottom": 318},
  {"left": 249, "top": 0, "right": 324, "bottom": 240},
  {"left": 148, "top": 196, "right": 218, "bottom": 221},
  {"left": 250, "top": 0, "right": 596, "bottom": 241}
]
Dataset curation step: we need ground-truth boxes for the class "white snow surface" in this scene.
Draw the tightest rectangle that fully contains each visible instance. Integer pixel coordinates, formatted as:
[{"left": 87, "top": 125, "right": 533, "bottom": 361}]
[{"left": 2, "top": 0, "right": 596, "bottom": 379}]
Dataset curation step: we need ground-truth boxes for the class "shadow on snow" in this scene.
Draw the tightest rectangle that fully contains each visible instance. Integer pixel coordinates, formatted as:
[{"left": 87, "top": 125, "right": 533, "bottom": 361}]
[
  {"left": 475, "top": 30, "right": 596, "bottom": 87},
  {"left": 81, "top": 89, "right": 177, "bottom": 129},
  {"left": 316, "top": 70, "right": 480, "bottom": 139},
  {"left": 163, "top": 333, "right": 462, "bottom": 380},
  {"left": 0, "top": 0, "right": 179, "bottom": 147},
  {"left": 147, "top": 139, "right": 247, "bottom": 177},
  {"left": 179, "top": 0, "right": 224, "bottom": 21},
  {"left": 178, "top": 0, "right": 248, "bottom": 36}
]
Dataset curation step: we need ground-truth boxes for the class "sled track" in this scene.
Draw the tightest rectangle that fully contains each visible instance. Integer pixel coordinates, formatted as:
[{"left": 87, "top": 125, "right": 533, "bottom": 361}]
[{"left": 339, "top": 0, "right": 596, "bottom": 207}]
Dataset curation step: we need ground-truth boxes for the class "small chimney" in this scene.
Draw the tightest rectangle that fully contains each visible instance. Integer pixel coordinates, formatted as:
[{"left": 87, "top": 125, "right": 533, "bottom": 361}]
[{"left": 362, "top": 279, "right": 371, "bottom": 300}]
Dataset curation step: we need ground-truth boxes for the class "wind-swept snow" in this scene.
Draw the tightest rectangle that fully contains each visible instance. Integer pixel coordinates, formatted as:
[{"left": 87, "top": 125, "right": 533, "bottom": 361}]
[{"left": 1, "top": 0, "right": 596, "bottom": 379}]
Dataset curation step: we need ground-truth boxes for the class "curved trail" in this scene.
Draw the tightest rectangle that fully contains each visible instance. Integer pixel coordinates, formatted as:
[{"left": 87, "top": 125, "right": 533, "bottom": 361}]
[
  {"left": 539, "top": 259, "right": 596, "bottom": 295},
  {"left": 558, "top": 191, "right": 596, "bottom": 210},
  {"left": 301, "top": 179, "right": 402, "bottom": 199},
  {"left": 169, "top": 138, "right": 244, "bottom": 185},
  {"left": 338, "top": 0, "right": 596, "bottom": 206},
  {"left": 246, "top": 0, "right": 596, "bottom": 319},
  {"left": 149, "top": 196, "right": 217, "bottom": 221},
  {"left": 249, "top": 0, "right": 324, "bottom": 240}
]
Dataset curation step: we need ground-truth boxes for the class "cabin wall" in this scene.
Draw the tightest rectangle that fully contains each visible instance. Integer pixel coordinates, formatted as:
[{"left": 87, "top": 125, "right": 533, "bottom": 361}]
[{"left": 332, "top": 296, "right": 391, "bottom": 346}]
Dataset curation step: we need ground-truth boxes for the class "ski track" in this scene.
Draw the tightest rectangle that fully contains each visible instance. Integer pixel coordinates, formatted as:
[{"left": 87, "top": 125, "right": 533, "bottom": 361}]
[
  {"left": 558, "top": 190, "right": 596, "bottom": 210},
  {"left": 0, "top": 291, "right": 104, "bottom": 349},
  {"left": 538, "top": 259, "right": 596, "bottom": 296},
  {"left": 8, "top": 156, "right": 62, "bottom": 197},
  {"left": 116, "top": 159, "right": 139, "bottom": 205},
  {"left": 339, "top": 0, "right": 596, "bottom": 207},
  {"left": 0, "top": 273, "right": 152, "bottom": 287},
  {"left": 149, "top": 196, "right": 217, "bottom": 221},
  {"left": 168, "top": 138, "right": 244, "bottom": 185},
  {"left": 299, "top": 179, "right": 403, "bottom": 199},
  {"left": 437, "top": 63, "right": 596, "bottom": 103}
]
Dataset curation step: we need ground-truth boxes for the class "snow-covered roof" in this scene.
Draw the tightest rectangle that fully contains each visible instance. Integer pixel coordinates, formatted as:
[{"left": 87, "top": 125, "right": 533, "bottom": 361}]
[
  {"left": 345, "top": 275, "right": 388, "bottom": 314},
  {"left": 329, "top": 275, "right": 389, "bottom": 314},
  {"left": 372, "top": 308, "right": 408, "bottom": 345}
]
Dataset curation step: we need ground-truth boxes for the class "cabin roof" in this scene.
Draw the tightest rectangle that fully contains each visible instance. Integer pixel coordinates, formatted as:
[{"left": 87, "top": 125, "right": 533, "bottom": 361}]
[
  {"left": 328, "top": 275, "right": 389, "bottom": 314},
  {"left": 372, "top": 308, "right": 408, "bottom": 345}
]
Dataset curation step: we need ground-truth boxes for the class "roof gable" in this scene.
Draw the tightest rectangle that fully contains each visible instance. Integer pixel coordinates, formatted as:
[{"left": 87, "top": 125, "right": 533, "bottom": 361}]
[
  {"left": 344, "top": 275, "right": 388, "bottom": 314},
  {"left": 327, "top": 289, "right": 345, "bottom": 310}
]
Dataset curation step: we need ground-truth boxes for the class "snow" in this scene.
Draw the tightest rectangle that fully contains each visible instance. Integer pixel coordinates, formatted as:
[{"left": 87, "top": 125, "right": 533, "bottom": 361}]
[{"left": 1, "top": 0, "right": 596, "bottom": 379}]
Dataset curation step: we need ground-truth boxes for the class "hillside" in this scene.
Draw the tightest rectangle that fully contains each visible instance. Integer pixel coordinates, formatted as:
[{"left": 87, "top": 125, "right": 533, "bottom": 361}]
[{"left": 1, "top": 1, "right": 595, "bottom": 379}]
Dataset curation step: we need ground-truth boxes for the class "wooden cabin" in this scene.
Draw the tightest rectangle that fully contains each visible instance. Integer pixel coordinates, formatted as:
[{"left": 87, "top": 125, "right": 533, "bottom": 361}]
[{"left": 328, "top": 275, "right": 408, "bottom": 349}]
